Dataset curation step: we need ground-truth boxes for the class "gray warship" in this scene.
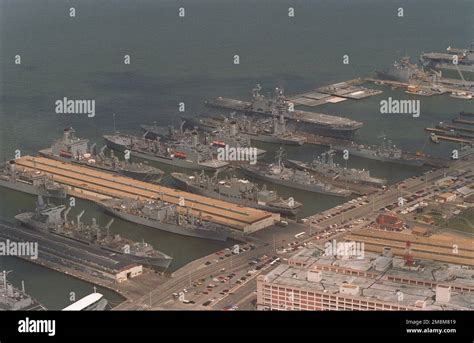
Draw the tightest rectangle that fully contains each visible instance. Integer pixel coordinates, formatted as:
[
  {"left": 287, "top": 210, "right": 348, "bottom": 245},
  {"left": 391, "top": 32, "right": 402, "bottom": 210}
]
[
  {"left": 97, "top": 198, "right": 228, "bottom": 242},
  {"left": 171, "top": 171, "right": 302, "bottom": 216},
  {"left": 183, "top": 113, "right": 306, "bottom": 146},
  {"left": 375, "top": 57, "right": 430, "bottom": 83},
  {"left": 420, "top": 44, "right": 474, "bottom": 73},
  {"left": 205, "top": 84, "right": 363, "bottom": 139},
  {"left": 0, "top": 160, "right": 66, "bottom": 198},
  {"left": 39, "top": 128, "right": 164, "bottom": 182},
  {"left": 103, "top": 131, "right": 228, "bottom": 171},
  {"left": 0, "top": 271, "right": 45, "bottom": 311},
  {"left": 143, "top": 119, "right": 267, "bottom": 158},
  {"left": 287, "top": 150, "right": 387, "bottom": 187},
  {"left": 332, "top": 136, "right": 425, "bottom": 166},
  {"left": 239, "top": 149, "right": 352, "bottom": 197},
  {"left": 15, "top": 198, "right": 173, "bottom": 270}
]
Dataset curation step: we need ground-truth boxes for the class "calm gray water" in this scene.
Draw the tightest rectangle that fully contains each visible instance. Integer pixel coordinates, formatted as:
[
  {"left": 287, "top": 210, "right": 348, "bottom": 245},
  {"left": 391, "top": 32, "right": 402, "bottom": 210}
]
[{"left": 0, "top": 0, "right": 473, "bottom": 308}]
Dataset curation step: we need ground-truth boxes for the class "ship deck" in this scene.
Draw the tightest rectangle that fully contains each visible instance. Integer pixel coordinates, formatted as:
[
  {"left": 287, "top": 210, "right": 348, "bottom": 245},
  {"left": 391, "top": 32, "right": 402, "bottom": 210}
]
[{"left": 14, "top": 156, "right": 278, "bottom": 232}]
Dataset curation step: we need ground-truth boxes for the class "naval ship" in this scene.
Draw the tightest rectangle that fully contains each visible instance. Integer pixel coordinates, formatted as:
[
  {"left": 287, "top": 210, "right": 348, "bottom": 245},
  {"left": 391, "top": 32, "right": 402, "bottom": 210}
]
[
  {"left": 97, "top": 198, "right": 228, "bottom": 241},
  {"left": 205, "top": 84, "right": 363, "bottom": 139},
  {"left": 420, "top": 44, "right": 474, "bottom": 73},
  {"left": 143, "top": 120, "right": 267, "bottom": 158},
  {"left": 287, "top": 150, "right": 386, "bottom": 187},
  {"left": 39, "top": 128, "right": 164, "bottom": 182},
  {"left": 332, "top": 136, "right": 425, "bottom": 166},
  {"left": 103, "top": 131, "right": 228, "bottom": 171},
  {"left": 239, "top": 149, "right": 352, "bottom": 197},
  {"left": 0, "top": 271, "right": 45, "bottom": 311},
  {"left": 183, "top": 113, "right": 306, "bottom": 146},
  {"left": 171, "top": 171, "right": 302, "bottom": 216},
  {"left": 0, "top": 160, "right": 66, "bottom": 198},
  {"left": 15, "top": 198, "right": 173, "bottom": 270},
  {"left": 375, "top": 57, "right": 430, "bottom": 83}
]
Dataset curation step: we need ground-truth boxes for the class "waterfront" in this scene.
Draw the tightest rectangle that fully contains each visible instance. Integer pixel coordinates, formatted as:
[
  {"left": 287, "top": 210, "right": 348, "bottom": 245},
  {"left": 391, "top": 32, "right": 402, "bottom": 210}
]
[{"left": 0, "top": 0, "right": 473, "bottom": 307}]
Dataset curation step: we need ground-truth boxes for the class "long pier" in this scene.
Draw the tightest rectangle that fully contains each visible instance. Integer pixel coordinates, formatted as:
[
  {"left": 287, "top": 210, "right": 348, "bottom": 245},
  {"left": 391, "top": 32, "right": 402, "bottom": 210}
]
[{"left": 14, "top": 156, "right": 278, "bottom": 233}]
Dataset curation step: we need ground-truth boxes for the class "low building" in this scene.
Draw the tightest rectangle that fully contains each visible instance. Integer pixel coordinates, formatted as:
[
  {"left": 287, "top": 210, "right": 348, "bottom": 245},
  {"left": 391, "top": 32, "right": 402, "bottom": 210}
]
[
  {"left": 435, "top": 192, "right": 457, "bottom": 203},
  {"left": 376, "top": 212, "right": 404, "bottom": 231},
  {"left": 257, "top": 249, "right": 474, "bottom": 311}
]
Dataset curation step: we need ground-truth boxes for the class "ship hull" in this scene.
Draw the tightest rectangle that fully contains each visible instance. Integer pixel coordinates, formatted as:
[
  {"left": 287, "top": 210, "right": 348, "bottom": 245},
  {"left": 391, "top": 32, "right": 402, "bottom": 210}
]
[
  {"left": 239, "top": 166, "right": 351, "bottom": 197},
  {"left": 171, "top": 174, "right": 300, "bottom": 216},
  {"left": 97, "top": 204, "right": 228, "bottom": 242},
  {"left": 103, "top": 137, "right": 227, "bottom": 172}
]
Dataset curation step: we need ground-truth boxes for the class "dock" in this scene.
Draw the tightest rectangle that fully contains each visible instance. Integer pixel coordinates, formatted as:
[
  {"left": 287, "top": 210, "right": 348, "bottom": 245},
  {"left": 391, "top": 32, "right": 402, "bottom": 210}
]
[
  {"left": 365, "top": 77, "right": 474, "bottom": 98},
  {"left": 289, "top": 78, "right": 383, "bottom": 107},
  {"left": 453, "top": 118, "right": 474, "bottom": 126},
  {"left": 14, "top": 156, "right": 278, "bottom": 233},
  {"left": 425, "top": 128, "right": 473, "bottom": 144}
]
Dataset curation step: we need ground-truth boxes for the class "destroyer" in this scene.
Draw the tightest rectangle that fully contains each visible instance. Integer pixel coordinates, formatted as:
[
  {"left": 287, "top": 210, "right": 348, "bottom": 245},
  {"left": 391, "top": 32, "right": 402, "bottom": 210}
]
[
  {"left": 332, "top": 136, "right": 425, "bottom": 166},
  {"left": 0, "top": 160, "right": 66, "bottom": 198},
  {"left": 287, "top": 150, "right": 386, "bottom": 187},
  {"left": 103, "top": 132, "right": 228, "bottom": 171},
  {"left": 171, "top": 171, "right": 302, "bottom": 216},
  {"left": 205, "top": 84, "right": 363, "bottom": 139},
  {"left": 97, "top": 198, "right": 228, "bottom": 241},
  {"left": 15, "top": 198, "right": 173, "bottom": 270},
  {"left": 40, "top": 128, "right": 164, "bottom": 182},
  {"left": 239, "top": 149, "right": 351, "bottom": 197}
]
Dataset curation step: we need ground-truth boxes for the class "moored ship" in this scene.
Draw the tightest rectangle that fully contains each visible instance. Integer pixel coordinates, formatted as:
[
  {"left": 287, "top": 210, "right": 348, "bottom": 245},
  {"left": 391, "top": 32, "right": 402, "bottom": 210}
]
[
  {"left": 205, "top": 84, "right": 363, "bottom": 139},
  {"left": 171, "top": 171, "right": 302, "bottom": 216},
  {"left": 15, "top": 198, "right": 173, "bottom": 270},
  {"left": 287, "top": 150, "right": 386, "bottom": 187},
  {"left": 39, "top": 128, "right": 164, "bottom": 182},
  {"left": 97, "top": 198, "right": 229, "bottom": 242},
  {"left": 0, "top": 160, "right": 66, "bottom": 198},
  {"left": 103, "top": 132, "right": 228, "bottom": 171},
  {"left": 184, "top": 113, "right": 306, "bottom": 146},
  {"left": 239, "top": 149, "right": 352, "bottom": 197},
  {"left": 332, "top": 136, "right": 425, "bottom": 167},
  {"left": 0, "top": 271, "right": 46, "bottom": 311}
]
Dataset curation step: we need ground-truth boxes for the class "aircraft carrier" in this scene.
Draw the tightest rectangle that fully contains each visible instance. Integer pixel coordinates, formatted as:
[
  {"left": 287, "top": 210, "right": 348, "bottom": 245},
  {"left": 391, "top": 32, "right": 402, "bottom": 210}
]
[
  {"left": 97, "top": 198, "right": 229, "bottom": 241},
  {"left": 15, "top": 198, "right": 173, "bottom": 270},
  {"left": 171, "top": 171, "right": 302, "bottom": 216},
  {"left": 332, "top": 136, "right": 425, "bottom": 166},
  {"left": 0, "top": 160, "right": 67, "bottom": 198},
  {"left": 103, "top": 132, "right": 228, "bottom": 171},
  {"left": 205, "top": 84, "right": 363, "bottom": 139},
  {"left": 39, "top": 128, "right": 164, "bottom": 182}
]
